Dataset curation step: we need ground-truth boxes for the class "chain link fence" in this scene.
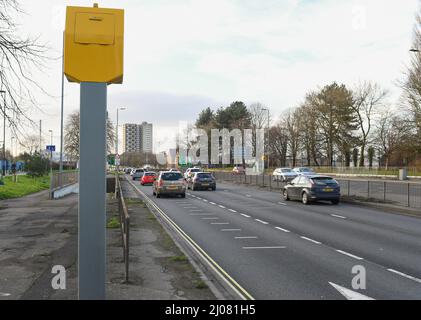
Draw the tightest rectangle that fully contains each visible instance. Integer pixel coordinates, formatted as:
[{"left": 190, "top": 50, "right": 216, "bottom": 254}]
[{"left": 213, "top": 172, "right": 421, "bottom": 209}]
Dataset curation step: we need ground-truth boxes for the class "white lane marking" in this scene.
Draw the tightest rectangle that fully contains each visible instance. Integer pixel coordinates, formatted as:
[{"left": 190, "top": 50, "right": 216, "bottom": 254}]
[
  {"left": 210, "top": 202, "right": 216, "bottom": 205},
  {"left": 228, "top": 209, "right": 237, "bottom": 213},
  {"left": 255, "top": 219, "right": 269, "bottom": 225},
  {"left": 196, "top": 197, "right": 202, "bottom": 200},
  {"left": 203, "top": 199, "right": 208, "bottom": 202},
  {"left": 221, "top": 229, "right": 242, "bottom": 232},
  {"left": 189, "top": 213, "right": 215, "bottom": 216},
  {"left": 246, "top": 195, "right": 252, "bottom": 198},
  {"left": 218, "top": 205, "right": 226, "bottom": 209},
  {"left": 241, "top": 214, "right": 251, "bottom": 218},
  {"left": 329, "top": 282, "right": 374, "bottom": 300},
  {"left": 331, "top": 214, "right": 347, "bottom": 219},
  {"left": 211, "top": 222, "right": 230, "bottom": 225},
  {"left": 275, "top": 227, "right": 290, "bottom": 233},
  {"left": 202, "top": 217, "right": 219, "bottom": 220},
  {"left": 235, "top": 236, "right": 258, "bottom": 239},
  {"left": 387, "top": 269, "right": 421, "bottom": 284},
  {"left": 189, "top": 209, "right": 203, "bottom": 212},
  {"left": 300, "top": 236, "right": 322, "bottom": 245},
  {"left": 278, "top": 202, "right": 287, "bottom": 206},
  {"left": 0, "top": 292, "right": 11, "bottom": 297},
  {"left": 243, "top": 246, "right": 286, "bottom": 250},
  {"left": 336, "top": 250, "right": 364, "bottom": 260}
]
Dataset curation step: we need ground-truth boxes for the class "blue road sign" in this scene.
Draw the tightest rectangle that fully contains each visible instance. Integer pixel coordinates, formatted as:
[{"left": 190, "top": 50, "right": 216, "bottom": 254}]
[{"left": 47, "top": 145, "right": 56, "bottom": 152}]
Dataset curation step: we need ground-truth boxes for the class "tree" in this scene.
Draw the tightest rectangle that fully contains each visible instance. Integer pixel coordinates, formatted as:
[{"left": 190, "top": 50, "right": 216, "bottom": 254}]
[
  {"left": 352, "top": 148, "right": 359, "bottom": 167},
  {"left": 25, "top": 152, "right": 48, "bottom": 177},
  {"left": 374, "top": 112, "right": 414, "bottom": 170},
  {"left": 268, "top": 124, "right": 288, "bottom": 167},
  {"left": 352, "top": 82, "right": 387, "bottom": 167},
  {"left": 367, "top": 146, "right": 375, "bottom": 168},
  {"left": 64, "top": 111, "right": 115, "bottom": 160},
  {"left": 312, "top": 83, "right": 358, "bottom": 166},
  {"left": 283, "top": 109, "right": 301, "bottom": 167},
  {"left": 0, "top": 0, "right": 48, "bottom": 138}
]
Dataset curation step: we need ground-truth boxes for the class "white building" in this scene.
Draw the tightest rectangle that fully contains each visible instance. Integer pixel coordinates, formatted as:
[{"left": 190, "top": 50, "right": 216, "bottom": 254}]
[{"left": 122, "top": 122, "right": 153, "bottom": 153}]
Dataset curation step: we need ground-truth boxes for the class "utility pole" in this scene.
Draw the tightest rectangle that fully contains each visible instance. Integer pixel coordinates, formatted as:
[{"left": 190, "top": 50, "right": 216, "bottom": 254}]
[
  {"left": 1, "top": 90, "right": 6, "bottom": 177},
  {"left": 39, "top": 120, "right": 42, "bottom": 153},
  {"left": 59, "top": 31, "right": 65, "bottom": 176}
]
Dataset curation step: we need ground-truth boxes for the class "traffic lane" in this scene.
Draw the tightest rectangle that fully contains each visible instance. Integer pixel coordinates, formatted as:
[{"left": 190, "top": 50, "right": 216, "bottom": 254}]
[
  {"left": 133, "top": 183, "right": 421, "bottom": 299},
  {"left": 190, "top": 185, "right": 421, "bottom": 280},
  {"left": 215, "top": 181, "right": 421, "bottom": 236}
]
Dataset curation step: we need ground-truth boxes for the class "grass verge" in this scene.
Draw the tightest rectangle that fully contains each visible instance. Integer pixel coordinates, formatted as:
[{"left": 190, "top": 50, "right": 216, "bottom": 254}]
[{"left": 0, "top": 175, "right": 50, "bottom": 200}]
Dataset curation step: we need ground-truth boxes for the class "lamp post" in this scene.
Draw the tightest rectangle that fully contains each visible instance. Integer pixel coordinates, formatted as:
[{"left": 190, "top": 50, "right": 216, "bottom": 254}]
[
  {"left": 49, "top": 130, "right": 53, "bottom": 176},
  {"left": 262, "top": 108, "right": 270, "bottom": 172},
  {"left": 0, "top": 90, "right": 6, "bottom": 177},
  {"left": 116, "top": 107, "right": 126, "bottom": 172},
  {"left": 59, "top": 31, "right": 65, "bottom": 176}
]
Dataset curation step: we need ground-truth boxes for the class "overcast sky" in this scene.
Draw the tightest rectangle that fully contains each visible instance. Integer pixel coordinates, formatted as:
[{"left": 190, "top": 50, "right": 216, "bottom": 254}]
[{"left": 11, "top": 0, "right": 419, "bottom": 153}]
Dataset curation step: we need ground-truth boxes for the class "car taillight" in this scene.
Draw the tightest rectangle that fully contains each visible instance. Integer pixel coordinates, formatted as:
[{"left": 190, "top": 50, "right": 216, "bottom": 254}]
[{"left": 159, "top": 180, "right": 164, "bottom": 187}]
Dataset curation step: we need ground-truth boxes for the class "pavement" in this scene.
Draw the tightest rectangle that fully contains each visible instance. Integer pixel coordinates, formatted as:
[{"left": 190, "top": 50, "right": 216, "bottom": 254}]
[
  {"left": 129, "top": 176, "right": 421, "bottom": 300},
  {"left": 0, "top": 183, "right": 216, "bottom": 300}
]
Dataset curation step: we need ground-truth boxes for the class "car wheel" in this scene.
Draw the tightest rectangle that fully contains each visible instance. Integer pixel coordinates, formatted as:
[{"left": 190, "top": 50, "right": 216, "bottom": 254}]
[
  {"left": 212, "top": 187, "right": 216, "bottom": 191},
  {"left": 302, "top": 192, "right": 310, "bottom": 205},
  {"left": 283, "top": 189, "right": 290, "bottom": 201},
  {"left": 181, "top": 193, "right": 186, "bottom": 198},
  {"left": 331, "top": 199, "right": 340, "bottom": 205},
  {"left": 156, "top": 193, "right": 161, "bottom": 198}
]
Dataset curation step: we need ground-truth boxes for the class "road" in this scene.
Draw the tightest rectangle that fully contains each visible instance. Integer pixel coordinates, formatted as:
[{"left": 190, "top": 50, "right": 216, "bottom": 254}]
[{"left": 128, "top": 177, "right": 421, "bottom": 300}]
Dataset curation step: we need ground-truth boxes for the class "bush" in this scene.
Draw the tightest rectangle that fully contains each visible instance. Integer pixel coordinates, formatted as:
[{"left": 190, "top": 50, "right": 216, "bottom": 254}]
[{"left": 25, "top": 153, "right": 49, "bottom": 177}]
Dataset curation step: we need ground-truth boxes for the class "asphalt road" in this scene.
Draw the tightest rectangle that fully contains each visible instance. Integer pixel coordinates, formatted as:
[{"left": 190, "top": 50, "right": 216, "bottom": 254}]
[{"left": 129, "top": 177, "right": 421, "bottom": 300}]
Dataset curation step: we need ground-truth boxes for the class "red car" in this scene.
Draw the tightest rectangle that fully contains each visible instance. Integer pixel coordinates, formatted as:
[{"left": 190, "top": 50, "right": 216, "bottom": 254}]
[{"left": 140, "top": 172, "right": 157, "bottom": 185}]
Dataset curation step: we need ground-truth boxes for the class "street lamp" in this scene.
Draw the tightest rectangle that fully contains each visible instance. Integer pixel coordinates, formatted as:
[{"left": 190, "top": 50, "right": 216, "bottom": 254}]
[
  {"left": 116, "top": 107, "right": 126, "bottom": 172},
  {"left": 49, "top": 130, "right": 53, "bottom": 177},
  {"left": 0, "top": 90, "right": 6, "bottom": 177},
  {"left": 262, "top": 108, "right": 270, "bottom": 172}
]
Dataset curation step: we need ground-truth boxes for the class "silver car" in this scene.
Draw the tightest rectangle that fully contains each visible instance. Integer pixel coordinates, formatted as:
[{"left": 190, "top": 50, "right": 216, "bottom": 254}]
[
  {"left": 153, "top": 171, "right": 186, "bottom": 198},
  {"left": 272, "top": 168, "right": 297, "bottom": 182},
  {"left": 293, "top": 167, "right": 317, "bottom": 176}
]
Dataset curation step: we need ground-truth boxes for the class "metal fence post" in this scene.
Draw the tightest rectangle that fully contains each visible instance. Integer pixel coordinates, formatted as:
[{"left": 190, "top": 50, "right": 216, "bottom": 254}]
[
  {"left": 383, "top": 181, "right": 386, "bottom": 202},
  {"left": 367, "top": 180, "right": 370, "bottom": 199},
  {"left": 347, "top": 180, "right": 350, "bottom": 197}
]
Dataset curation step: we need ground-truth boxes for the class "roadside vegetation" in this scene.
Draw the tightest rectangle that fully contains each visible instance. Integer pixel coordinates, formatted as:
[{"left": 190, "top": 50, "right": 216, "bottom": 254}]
[{"left": 0, "top": 175, "right": 50, "bottom": 200}]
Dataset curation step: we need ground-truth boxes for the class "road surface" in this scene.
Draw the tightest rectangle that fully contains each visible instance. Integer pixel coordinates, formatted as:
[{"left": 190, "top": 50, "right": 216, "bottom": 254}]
[{"left": 128, "top": 177, "right": 421, "bottom": 300}]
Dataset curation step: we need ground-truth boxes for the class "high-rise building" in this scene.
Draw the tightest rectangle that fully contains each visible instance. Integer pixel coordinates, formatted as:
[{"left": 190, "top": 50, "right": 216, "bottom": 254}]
[
  {"left": 140, "top": 122, "right": 153, "bottom": 153},
  {"left": 122, "top": 123, "right": 140, "bottom": 153},
  {"left": 122, "top": 122, "right": 153, "bottom": 153}
]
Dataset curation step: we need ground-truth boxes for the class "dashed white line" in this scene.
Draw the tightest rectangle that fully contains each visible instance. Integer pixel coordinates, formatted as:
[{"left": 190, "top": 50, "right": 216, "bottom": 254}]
[
  {"left": 255, "top": 219, "right": 269, "bottom": 225},
  {"left": 0, "top": 292, "right": 11, "bottom": 297},
  {"left": 300, "top": 236, "right": 322, "bottom": 245},
  {"left": 278, "top": 202, "right": 287, "bottom": 206},
  {"left": 221, "top": 229, "right": 242, "bottom": 232},
  {"left": 275, "top": 227, "right": 290, "bottom": 233},
  {"left": 241, "top": 214, "right": 251, "bottom": 218},
  {"left": 196, "top": 197, "right": 202, "bottom": 200},
  {"left": 203, "top": 199, "right": 208, "bottom": 202},
  {"left": 387, "top": 269, "right": 421, "bottom": 284},
  {"left": 211, "top": 222, "right": 230, "bottom": 225},
  {"left": 336, "top": 250, "right": 364, "bottom": 260},
  {"left": 202, "top": 217, "right": 219, "bottom": 220},
  {"left": 235, "top": 236, "right": 258, "bottom": 239},
  {"left": 331, "top": 214, "right": 347, "bottom": 219},
  {"left": 228, "top": 209, "right": 237, "bottom": 213},
  {"left": 189, "top": 213, "right": 215, "bottom": 216},
  {"left": 210, "top": 202, "right": 216, "bottom": 205},
  {"left": 218, "top": 205, "right": 226, "bottom": 209},
  {"left": 246, "top": 195, "right": 252, "bottom": 198}
]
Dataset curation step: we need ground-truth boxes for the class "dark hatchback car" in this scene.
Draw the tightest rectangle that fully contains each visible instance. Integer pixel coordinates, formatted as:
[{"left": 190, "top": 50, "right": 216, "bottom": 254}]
[
  {"left": 282, "top": 175, "right": 340, "bottom": 205},
  {"left": 187, "top": 172, "right": 216, "bottom": 191}
]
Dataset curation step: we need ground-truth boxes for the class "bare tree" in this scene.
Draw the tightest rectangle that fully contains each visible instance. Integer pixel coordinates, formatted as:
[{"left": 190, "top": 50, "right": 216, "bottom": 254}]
[
  {"left": 352, "top": 82, "right": 388, "bottom": 167},
  {"left": 268, "top": 124, "right": 288, "bottom": 167},
  {"left": 21, "top": 134, "right": 42, "bottom": 154},
  {"left": 64, "top": 111, "right": 115, "bottom": 160},
  {"left": 0, "top": 0, "right": 49, "bottom": 140},
  {"left": 283, "top": 108, "right": 301, "bottom": 167}
]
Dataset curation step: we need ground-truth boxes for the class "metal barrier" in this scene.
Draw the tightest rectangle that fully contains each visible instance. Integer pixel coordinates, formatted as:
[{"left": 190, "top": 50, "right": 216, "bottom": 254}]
[
  {"left": 116, "top": 175, "right": 130, "bottom": 283},
  {"left": 213, "top": 171, "right": 421, "bottom": 209},
  {"left": 51, "top": 171, "right": 79, "bottom": 189}
]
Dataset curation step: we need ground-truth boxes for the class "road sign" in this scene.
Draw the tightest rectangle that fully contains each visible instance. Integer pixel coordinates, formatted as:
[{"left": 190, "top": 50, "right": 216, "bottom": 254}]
[
  {"left": 46, "top": 145, "right": 56, "bottom": 152},
  {"left": 64, "top": 4, "right": 125, "bottom": 84}
]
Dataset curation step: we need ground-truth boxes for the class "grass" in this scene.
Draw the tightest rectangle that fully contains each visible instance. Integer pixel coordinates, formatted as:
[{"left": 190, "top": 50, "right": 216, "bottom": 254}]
[
  {"left": 0, "top": 175, "right": 50, "bottom": 200},
  {"left": 170, "top": 255, "right": 189, "bottom": 263},
  {"left": 193, "top": 280, "right": 208, "bottom": 289},
  {"left": 107, "top": 216, "right": 120, "bottom": 229}
]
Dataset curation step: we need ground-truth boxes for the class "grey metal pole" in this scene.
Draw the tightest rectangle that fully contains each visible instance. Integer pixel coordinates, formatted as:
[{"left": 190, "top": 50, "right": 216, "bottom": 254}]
[
  {"left": 79, "top": 82, "right": 107, "bottom": 300},
  {"left": 3, "top": 94, "right": 6, "bottom": 177},
  {"left": 39, "top": 120, "right": 42, "bottom": 153},
  {"left": 59, "top": 31, "right": 65, "bottom": 175}
]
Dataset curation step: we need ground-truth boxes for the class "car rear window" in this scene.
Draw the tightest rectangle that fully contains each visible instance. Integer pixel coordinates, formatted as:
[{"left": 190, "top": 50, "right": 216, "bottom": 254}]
[
  {"left": 311, "top": 177, "right": 337, "bottom": 185},
  {"left": 161, "top": 173, "right": 183, "bottom": 181},
  {"left": 281, "top": 169, "right": 292, "bottom": 173},
  {"left": 197, "top": 173, "right": 213, "bottom": 179},
  {"left": 135, "top": 169, "right": 144, "bottom": 173},
  {"left": 191, "top": 169, "right": 201, "bottom": 172},
  {"left": 145, "top": 173, "right": 155, "bottom": 177}
]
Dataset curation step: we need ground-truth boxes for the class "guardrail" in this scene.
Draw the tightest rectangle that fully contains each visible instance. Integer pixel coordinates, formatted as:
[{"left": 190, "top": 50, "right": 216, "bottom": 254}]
[
  {"left": 213, "top": 171, "right": 421, "bottom": 209},
  {"left": 116, "top": 175, "right": 130, "bottom": 283},
  {"left": 49, "top": 171, "right": 79, "bottom": 199}
]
